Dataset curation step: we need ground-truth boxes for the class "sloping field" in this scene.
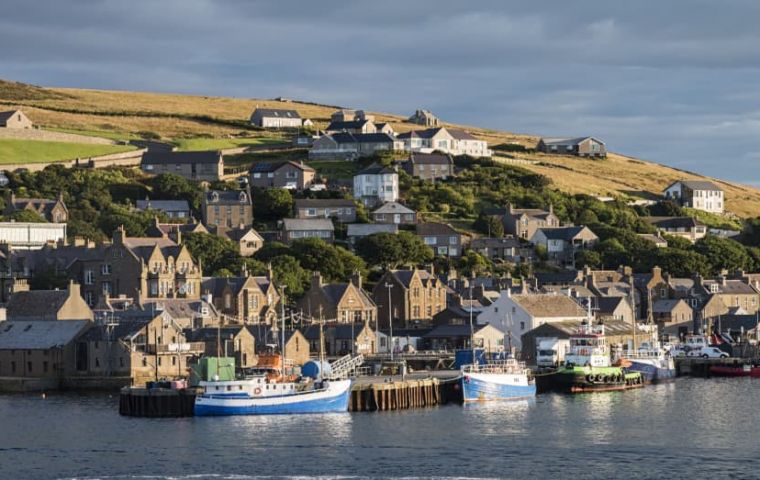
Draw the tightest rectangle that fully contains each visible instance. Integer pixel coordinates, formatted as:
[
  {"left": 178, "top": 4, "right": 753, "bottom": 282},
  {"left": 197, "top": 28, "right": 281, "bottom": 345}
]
[
  {"left": 1, "top": 79, "right": 759, "bottom": 216},
  {"left": 0, "top": 139, "right": 136, "bottom": 164}
]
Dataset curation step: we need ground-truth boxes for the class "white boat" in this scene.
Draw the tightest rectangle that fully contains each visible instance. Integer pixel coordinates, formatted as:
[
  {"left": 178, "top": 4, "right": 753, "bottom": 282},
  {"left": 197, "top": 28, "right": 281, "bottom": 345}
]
[
  {"left": 460, "top": 359, "right": 536, "bottom": 402},
  {"left": 194, "top": 375, "right": 352, "bottom": 415}
]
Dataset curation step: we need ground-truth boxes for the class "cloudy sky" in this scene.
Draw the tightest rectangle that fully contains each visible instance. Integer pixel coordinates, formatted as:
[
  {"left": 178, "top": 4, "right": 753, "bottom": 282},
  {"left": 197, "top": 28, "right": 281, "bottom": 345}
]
[{"left": 2, "top": 0, "right": 759, "bottom": 184}]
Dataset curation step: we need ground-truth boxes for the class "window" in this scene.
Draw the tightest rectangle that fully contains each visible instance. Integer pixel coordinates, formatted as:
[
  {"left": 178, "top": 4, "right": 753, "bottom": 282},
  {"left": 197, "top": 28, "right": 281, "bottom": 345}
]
[
  {"left": 85, "top": 291, "right": 94, "bottom": 306},
  {"left": 43, "top": 361, "right": 48, "bottom": 373},
  {"left": 424, "top": 236, "right": 436, "bottom": 245},
  {"left": 27, "top": 362, "right": 32, "bottom": 373},
  {"left": 11, "top": 361, "right": 16, "bottom": 373},
  {"left": 172, "top": 357, "right": 177, "bottom": 366},
  {"left": 253, "top": 173, "right": 261, "bottom": 179},
  {"left": 84, "top": 270, "right": 94, "bottom": 285},
  {"left": 306, "top": 208, "right": 317, "bottom": 217},
  {"left": 520, "top": 321, "right": 525, "bottom": 331},
  {"left": 95, "top": 358, "right": 100, "bottom": 368},
  {"left": 102, "top": 282, "right": 112, "bottom": 296},
  {"left": 437, "top": 246, "right": 448, "bottom": 255},
  {"left": 449, "top": 236, "right": 458, "bottom": 245},
  {"left": 267, "top": 173, "right": 274, "bottom": 178},
  {"left": 101, "top": 264, "right": 111, "bottom": 275},
  {"left": 413, "top": 306, "right": 420, "bottom": 317}
]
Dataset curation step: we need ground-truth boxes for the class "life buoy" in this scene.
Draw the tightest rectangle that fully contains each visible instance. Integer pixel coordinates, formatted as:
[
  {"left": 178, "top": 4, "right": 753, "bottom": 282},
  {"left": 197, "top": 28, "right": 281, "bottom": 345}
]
[
  {"left": 586, "top": 374, "right": 594, "bottom": 384},
  {"left": 601, "top": 375, "right": 609, "bottom": 383},
  {"left": 595, "top": 374, "right": 604, "bottom": 383},
  {"left": 254, "top": 387, "right": 262, "bottom": 395}
]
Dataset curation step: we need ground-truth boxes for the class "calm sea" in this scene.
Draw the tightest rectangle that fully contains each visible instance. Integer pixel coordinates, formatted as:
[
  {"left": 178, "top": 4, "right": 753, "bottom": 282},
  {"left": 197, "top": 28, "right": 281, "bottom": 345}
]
[{"left": 1, "top": 378, "right": 758, "bottom": 480}]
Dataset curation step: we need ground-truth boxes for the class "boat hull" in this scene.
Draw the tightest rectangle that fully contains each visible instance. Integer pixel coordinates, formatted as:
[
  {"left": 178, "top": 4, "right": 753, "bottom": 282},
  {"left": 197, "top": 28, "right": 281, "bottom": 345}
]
[
  {"left": 194, "top": 380, "right": 352, "bottom": 416},
  {"left": 460, "top": 372, "right": 536, "bottom": 402},
  {"left": 627, "top": 360, "right": 676, "bottom": 384},
  {"left": 710, "top": 366, "right": 760, "bottom": 377},
  {"left": 543, "top": 366, "right": 643, "bottom": 394}
]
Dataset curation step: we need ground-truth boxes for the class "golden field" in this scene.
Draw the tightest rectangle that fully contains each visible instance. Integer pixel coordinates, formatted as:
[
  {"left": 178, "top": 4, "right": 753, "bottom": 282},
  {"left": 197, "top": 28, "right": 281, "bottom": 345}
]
[{"left": 1, "top": 79, "right": 759, "bottom": 217}]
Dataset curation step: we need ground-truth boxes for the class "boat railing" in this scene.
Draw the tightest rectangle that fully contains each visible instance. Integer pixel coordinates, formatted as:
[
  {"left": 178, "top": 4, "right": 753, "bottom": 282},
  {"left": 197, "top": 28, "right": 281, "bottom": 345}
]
[{"left": 462, "top": 360, "right": 528, "bottom": 375}]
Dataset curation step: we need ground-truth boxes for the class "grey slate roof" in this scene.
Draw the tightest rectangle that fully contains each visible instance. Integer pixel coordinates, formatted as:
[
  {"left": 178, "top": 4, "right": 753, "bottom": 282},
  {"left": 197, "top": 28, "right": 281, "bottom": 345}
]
[
  {"left": 326, "top": 120, "right": 371, "bottom": 131},
  {"left": 295, "top": 199, "right": 356, "bottom": 209},
  {"left": 669, "top": 180, "right": 722, "bottom": 192},
  {"left": 251, "top": 108, "right": 301, "bottom": 119},
  {"left": 356, "top": 163, "right": 396, "bottom": 175},
  {"left": 536, "top": 226, "right": 593, "bottom": 241},
  {"left": 0, "top": 320, "right": 90, "bottom": 349},
  {"left": 142, "top": 151, "right": 221, "bottom": 165},
  {"left": 282, "top": 218, "right": 334, "bottom": 231},
  {"left": 652, "top": 299, "right": 687, "bottom": 313},
  {"left": 372, "top": 202, "right": 415, "bottom": 215},
  {"left": 0, "top": 110, "right": 20, "bottom": 123},
  {"left": 205, "top": 190, "right": 250, "bottom": 205},
  {"left": 7, "top": 290, "right": 71, "bottom": 320},
  {"left": 541, "top": 137, "right": 604, "bottom": 147},
  {"left": 416, "top": 222, "right": 459, "bottom": 236},
  {"left": 409, "top": 152, "right": 453, "bottom": 165},
  {"left": 250, "top": 160, "right": 314, "bottom": 173},
  {"left": 347, "top": 224, "right": 398, "bottom": 237},
  {"left": 136, "top": 200, "right": 190, "bottom": 212},
  {"left": 643, "top": 216, "right": 705, "bottom": 229}
]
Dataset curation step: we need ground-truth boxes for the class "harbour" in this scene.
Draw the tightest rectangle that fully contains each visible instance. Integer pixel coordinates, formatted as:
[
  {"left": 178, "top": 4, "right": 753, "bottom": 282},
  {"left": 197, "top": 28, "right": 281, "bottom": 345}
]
[{"left": 5, "top": 377, "right": 760, "bottom": 480}]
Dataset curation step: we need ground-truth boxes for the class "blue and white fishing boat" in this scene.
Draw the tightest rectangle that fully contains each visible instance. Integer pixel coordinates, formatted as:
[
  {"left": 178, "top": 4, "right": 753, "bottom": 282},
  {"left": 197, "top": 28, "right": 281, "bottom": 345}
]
[
  {"left": 460, "top": 359, "right": 537, "bottom": 402},
  {"left": 194, "top": 375, "right": 352, "bottom": 415}
]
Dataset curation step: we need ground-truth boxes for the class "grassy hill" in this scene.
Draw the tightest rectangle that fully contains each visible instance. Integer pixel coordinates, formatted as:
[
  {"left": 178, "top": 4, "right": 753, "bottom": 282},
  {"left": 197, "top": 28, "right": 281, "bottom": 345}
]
[
  {"left": 0, "top": 139, "right": 136, "bottom": 164},
  {"left": 1, "top": 79, "right": 759, "bottom": 217}
]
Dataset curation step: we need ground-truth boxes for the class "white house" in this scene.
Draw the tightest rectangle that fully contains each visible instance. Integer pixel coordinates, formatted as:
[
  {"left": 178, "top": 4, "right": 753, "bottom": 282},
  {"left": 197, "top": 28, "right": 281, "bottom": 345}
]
[
  {"left": 352, "top": 163, "right": 399, "bottom": 207},
  {"left": 397, "top": 127, "right": 491, "bottom": 158},
  {"left": 477, "top": 290, "right": 587, "bottom": 351},
  {"left": 249, "top": 108, "right": 302, "bottom": 128},
  {"left": 0, "top": 222, "right": 67, "bottom": 250},
  {"left": 530, "top": 226, "right": 599, "bottom": 265},
  {"left": 663, "top": 180, "right": 724, "bottom": 214}
]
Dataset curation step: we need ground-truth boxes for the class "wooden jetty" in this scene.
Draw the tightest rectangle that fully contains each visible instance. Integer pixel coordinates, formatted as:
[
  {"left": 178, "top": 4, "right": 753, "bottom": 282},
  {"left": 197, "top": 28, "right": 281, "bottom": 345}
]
[
  {"left": 349, "top": 377, "right": 461, "bottom": 412},
  {"left": 119, "top": 387, "right": 198, "bottom": 417}
]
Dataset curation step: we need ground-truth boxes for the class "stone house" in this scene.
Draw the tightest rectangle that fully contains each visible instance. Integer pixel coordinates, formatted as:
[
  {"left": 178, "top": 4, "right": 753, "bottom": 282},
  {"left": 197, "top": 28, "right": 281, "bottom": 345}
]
[
  {"left": 371, "top": 202, "right": 417, "bottom": 225},
  {"left": 294, "top": 199, "right": 357, "bottom": 223},
  {"left": 477, "top": 290, "right": 587, "bottom": 351},
  {"left": 135, "top": 199, "right": 191, "bottom": 220},
  {"left": 531, "top": 226, "right": 599, "bottom": 266},
  {"left": 186, "top": 325, "right": 256, "bottom": 368},
  {"left": 643, "top": 217, "right": 707, "bottom": 243},
  {"left": 213, "top": 226, "right": 264, "bottom": 257},
  {"left": 6, "top": 282, "right": 94, "bottom": 321},
  {"left": 397, "top": 127, "right": 491, "bottom": 158},
  {"left": 652, "top": 299, "right": 693, "bottom": 329},
  {"left": 663, "top": 180, "right": 724, "bottom": 214},
  {"left": 330, "top": 109, "right": 375, "bottom": 123},
  {"left": 470, "top": 236, "right": 525, "bottom": 263},
  {"left": 416, "top": 223, "right": 464, "bottom": 257},
  {"left": 147, "top": 219, "right": 208, "bottom": 238},
  {"left": 375, "top": 123, "right": 395, "bottom": 135},
  {"left": 536, "top": 137, "right": 607, "bottom": 157},
  {"left": 281, "top": 218, "right": 334, "bottom": 244},
  {"left": 249, "top": 161, "right": 316, "bottom": 190},
  {"left": 408, "top": 109, "right": 440, "bottom": 127},
  {"left": 297, "top": 272, "right": 377, "bottom": 324},
  {"left": 201, "top": 270, "right": 280, "bottom": 325},
  {"left": 141, "top": 151, "right": 224, "bottom": 182},
  {"left": 695, "top": 276, "right": 760, "bottom": 317},
  {"left": 589, "top": 296, "right": 635, "bottom": 324},
  {"left": 402, "top": 152, "right": 454, "bottom": 181},
  {"left": 202, "top": 189, "right": 253, "bottom": 229},
  {"left": 0, "top": 110, "right": 32, "bottom": 129},
  {"left": 353, "top": 163, "right": 399, "bottom": 207},
  {"left": 503, "top": 203, "right": 560, "bottom": 240},
  {"left": 372, "top": 268, "right": 448, "bottom": 329},
  {"left": 140, "top": 298, "right": 221, "bottom": 330},
  {"left": 249, "top": 108, "right": 302, "bottom": 128},
  {"left": 76, "top": 313, "right": 204, "bottom": 386},
  {"left": 5, "top": 191, "right": 68, "bottom": 223},
  {"left": 14, "top": 227, "right": 202, "bottom": 308},
  {"left": 0, "top": 319, "right": 92, "bottom": 391}
]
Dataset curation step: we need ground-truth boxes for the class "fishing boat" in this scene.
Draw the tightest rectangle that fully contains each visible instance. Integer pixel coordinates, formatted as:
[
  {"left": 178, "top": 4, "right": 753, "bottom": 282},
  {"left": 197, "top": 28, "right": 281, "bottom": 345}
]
[
  {"left": 621, "top": 325, "right": 676, "bottom": 384},
  {"left": 194, "top": 372, "right": 352, "bottom": 415},
  {"left": 546, "top": 321, "right": 643, "bottom": 393},
  {"left": 194, "top": 303, "right": 355, "bottom": 416},
  {"left": 458, "top": 282, "right": 536, "bottom": 401},
  {"left": 460, "top": 359, "right": 536, "bottom": 401}
]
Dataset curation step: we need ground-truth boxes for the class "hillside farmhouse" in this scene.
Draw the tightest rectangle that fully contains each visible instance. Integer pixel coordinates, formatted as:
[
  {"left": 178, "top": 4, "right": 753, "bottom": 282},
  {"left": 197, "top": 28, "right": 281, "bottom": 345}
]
[
  {"left": 537, "top": 137, "right": 606, "bottom": 157},
  {"left": 663, "top": 180, "right": 724, "bottom": 214},
  {"left": 397, "top": 127, "right": 491, "bottom": 158},
  {"left": 249, "top": 108, "right": 302, "bottom": 128},
  {"left": 0, "top": 110, "right": 32, "bottom": 129}
]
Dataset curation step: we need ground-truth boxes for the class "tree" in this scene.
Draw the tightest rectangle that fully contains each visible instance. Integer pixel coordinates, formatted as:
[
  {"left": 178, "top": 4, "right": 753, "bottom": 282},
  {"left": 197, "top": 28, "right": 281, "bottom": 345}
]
[
  {"left": 596, "top": 238, "right": 629, "bottom": 269},
  {"left": 290, "top": 238, "right": 365, "bottom": 281},
  {"left": 355, "top": 231, "right": 434, "bottom": 268},
  {"left": 253, "top": 187, "right": 293, "bottom": 221},
  {"left": 654, "top": 249, "right": 710, "bottom": 277},
  {"left": 184, "top": 232, "right": 242, "bottom": 275},
  {"left": 458, "top": 250, "right": 490, "bottom": 276},
  {"left": 575, "top": 250, "right": 602, "bottom": 269},
  {"left": 8, "top": 210, "right": 47, "bottom": 223},
  {"left": 693, "top": 236, "right": 752, "bottom": 273},
  {"left": 150, "top": 174, "right": 202, "bottom": 210},
  {"left": 662, "top": 234, "right": 693, "bottom": 251},
  {"left": 270, "top": 255, "right": 310, "bottom": 298},
  {"left": 577, "top": 209, "right": 599, "bottom": 225},
  {"left": 473, "top": 213, "right": 504, "bottom": 238}
]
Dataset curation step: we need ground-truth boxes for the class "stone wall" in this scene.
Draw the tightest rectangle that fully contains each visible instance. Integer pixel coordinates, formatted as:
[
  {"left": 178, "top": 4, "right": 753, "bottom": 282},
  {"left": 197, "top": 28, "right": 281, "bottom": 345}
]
[{"left": 0, "top": 128, "right": 117, "bottom": 145}]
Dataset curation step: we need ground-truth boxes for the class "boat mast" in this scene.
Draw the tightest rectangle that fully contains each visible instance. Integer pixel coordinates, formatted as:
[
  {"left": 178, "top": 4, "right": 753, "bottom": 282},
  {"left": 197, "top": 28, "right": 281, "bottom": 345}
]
[
  {"left": 630, "top": 285, "right": 637, "bottom": 350},
  {"left": 469, "top": 280, "right": 475, "bottom": 365},
  {"left": 280, "top": 285, "right": 287, "bottom": 367}
]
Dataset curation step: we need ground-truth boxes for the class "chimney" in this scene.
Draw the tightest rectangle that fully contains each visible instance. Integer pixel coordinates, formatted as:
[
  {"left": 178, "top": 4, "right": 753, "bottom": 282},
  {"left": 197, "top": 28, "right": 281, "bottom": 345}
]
[
  {"left": 548, "top": 203, "right": 553, "bottom": 214},
  {"left": 113, "top": 225, "right": 126, "bottom": 246},
  {"left": 311, "top": 271, "right": 323, "bottom": 289},
  {"left": 68, "top": 280, "right": 80, "bottom": 299},
  {"left": 652, "top": 265, "right": 662, "bottom": 281},
  {"left": 267, "top": 262, "right": 274, "bottom": 280},
  {"left": 168, "top": 226, "right": 182, "bottom": 245},
  {"left": 351, "top": 270, "right": 362, "bottom": 289}
]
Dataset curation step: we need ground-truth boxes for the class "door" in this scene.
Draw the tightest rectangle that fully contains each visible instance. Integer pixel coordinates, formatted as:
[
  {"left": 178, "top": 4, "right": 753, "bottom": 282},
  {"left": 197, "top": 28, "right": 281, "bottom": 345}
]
[{"left": 394, "top": 214, "right": 401, "bottom": 224}]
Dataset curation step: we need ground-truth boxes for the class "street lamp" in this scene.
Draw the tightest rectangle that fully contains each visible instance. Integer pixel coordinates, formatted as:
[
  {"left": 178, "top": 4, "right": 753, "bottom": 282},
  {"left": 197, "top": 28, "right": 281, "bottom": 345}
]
[{"left": 385, "top": 282, "right": 394, "bottom": 362}]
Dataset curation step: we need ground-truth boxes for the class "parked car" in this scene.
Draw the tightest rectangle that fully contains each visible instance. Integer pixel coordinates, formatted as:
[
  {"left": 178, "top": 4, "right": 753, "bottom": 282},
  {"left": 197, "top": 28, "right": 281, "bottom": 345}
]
[{"left": 686, "top": 347, "right": 728, "bottom": 359}]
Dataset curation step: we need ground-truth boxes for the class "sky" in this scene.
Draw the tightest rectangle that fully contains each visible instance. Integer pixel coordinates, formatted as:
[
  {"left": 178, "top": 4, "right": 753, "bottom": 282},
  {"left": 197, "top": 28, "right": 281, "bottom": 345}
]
[{"left": 2, "top": 0, "right": 760, "bottom": 184}]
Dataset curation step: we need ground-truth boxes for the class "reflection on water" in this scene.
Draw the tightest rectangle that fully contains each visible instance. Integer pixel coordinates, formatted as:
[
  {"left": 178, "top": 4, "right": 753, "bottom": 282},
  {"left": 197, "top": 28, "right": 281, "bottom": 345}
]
[{"left": 3, "top": 378, "right": 760, "bottom": 480}]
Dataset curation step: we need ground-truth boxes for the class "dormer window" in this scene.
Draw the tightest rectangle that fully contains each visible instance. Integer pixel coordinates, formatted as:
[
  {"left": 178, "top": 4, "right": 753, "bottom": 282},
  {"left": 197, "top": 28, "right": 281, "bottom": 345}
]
[
  {"left": 710, "top": 284, "right": 719, "bottom": 293},
  {"left": 210, "top": 192, "right": 219, "bottom": 202},
  {"left": 239, "top": 192, "right": 247, "bottom": 202}
]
